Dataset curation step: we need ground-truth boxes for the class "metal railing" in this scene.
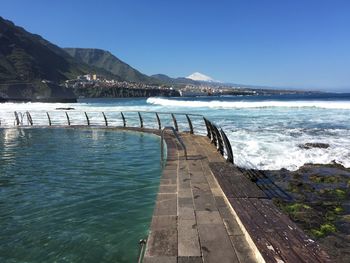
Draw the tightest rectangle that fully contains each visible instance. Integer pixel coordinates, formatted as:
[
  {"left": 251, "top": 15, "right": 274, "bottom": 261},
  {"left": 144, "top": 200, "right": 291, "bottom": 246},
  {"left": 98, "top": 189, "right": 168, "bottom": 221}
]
[
  {"left": 137, "top": 238, "right": 147, "bottom": 263},
  {"left": 204, "top": 117, "right": 234, "bottom": 164},
  {"left": 3, "top": 110, "right": 235, "bottom": 164},
  {"left": 160, "top": 126, "right": 187, "bottom": 163},
  {"left": 8, "top": 110, "right": 200, "bottom": 132}
]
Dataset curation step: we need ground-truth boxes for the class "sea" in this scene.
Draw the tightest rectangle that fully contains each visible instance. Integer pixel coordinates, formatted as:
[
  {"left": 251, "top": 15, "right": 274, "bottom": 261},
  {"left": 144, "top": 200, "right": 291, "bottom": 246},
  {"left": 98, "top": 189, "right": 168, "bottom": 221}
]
[{"left": 1, "top": 92, "right": 349, "bottom": 171}]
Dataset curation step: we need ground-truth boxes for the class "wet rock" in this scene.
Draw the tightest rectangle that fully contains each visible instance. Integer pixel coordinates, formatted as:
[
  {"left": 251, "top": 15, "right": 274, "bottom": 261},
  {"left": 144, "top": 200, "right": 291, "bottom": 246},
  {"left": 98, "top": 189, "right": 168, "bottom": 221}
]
[
  {"left": 299, "top": 143, "right": 330, "bottom": 149},
  {"left": 55, "top": 107, "right": 75, "bottom": 110},
  {"left": 319, "top": 234, "right": 350, "bottom": 263},
  {"left": 257, "top": 162, "right": 350, "bottom": 262}
]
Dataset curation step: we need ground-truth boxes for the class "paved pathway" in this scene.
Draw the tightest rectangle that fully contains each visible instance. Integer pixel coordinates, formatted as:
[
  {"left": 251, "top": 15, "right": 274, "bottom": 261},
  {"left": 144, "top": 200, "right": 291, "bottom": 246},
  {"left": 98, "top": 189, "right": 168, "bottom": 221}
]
[{"left": 144, "top": 132, "right": 258, "bottom": 263}]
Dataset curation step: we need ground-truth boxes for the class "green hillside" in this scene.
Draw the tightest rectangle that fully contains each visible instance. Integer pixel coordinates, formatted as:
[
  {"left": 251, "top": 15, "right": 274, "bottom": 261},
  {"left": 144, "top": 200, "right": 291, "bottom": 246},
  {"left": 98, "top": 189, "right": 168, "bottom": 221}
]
[
  {"left": 64, "top": 48, "right": 157, "bottom": 83},
  {"left": 0, "top": 16, "right": 117, "bottom": 84}
]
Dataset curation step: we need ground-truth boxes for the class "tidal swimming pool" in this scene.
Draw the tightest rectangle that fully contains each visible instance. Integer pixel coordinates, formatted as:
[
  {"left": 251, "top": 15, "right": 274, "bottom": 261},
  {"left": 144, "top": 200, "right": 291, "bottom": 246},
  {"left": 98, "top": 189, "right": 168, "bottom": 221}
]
[{"left": 0, "top": 128, "right": 162, "bottom": 263}]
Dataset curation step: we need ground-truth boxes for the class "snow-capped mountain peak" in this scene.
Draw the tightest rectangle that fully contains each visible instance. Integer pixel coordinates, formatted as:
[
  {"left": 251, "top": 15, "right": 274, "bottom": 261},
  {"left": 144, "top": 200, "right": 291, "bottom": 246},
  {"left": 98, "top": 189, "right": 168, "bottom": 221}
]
[{"left": 186, "top": 72, "right": 215, "bottom": 82}]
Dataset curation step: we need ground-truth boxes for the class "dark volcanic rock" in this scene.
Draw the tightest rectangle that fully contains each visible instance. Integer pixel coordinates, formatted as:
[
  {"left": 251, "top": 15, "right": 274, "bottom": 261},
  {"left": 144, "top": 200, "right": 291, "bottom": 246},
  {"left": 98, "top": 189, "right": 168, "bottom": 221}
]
[
  {"left": 258, "top": 162, "right": 350, "bottom": 263},
  {"left": 299, "top": 143, "right": 330, "bottom": 149},
  {"left": 55, "top": 107, "right": 75, "bottom": 110}
]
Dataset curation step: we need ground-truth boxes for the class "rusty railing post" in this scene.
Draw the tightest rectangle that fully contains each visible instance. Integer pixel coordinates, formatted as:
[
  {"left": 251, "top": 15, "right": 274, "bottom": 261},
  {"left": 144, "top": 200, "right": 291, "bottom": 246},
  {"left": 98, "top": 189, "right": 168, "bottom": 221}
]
[
  {"left": 186, "top": 114, "right": 194, "bottom": 134},
  {"left": 46, "top": 112, "right": 52, "bottom": 126},
  {"left": 102, "top": 112, "right": 108, "bottom": 126},
  {"left": 203, "top": 117, "right": 211, "bottom": 139},
  {"left": 171, "top": 113, "right": 178, "bottom": 131},
  {"left": 138, "top": 112, "right": 143, "bottom": 128},
  {"left": 212, "top": 124, "right": 224, "bottom": 155},
  {"left": 65, "top": 112, "right": 70, "bottom": 126},
  {"left": 220, "top": 129, "right": 234, "bottom": 164},
  {"left": 120, "top": 112, "right": 126, "bottom": 127},
  {"left": 155, "top": 113, "right": 161, "bottom": 130},
  {"left": 84, "top": 112, "right": 90, "bottom": 126},
  {"left": 14, "top": 111, "right": 20, "bottom": 126},
  {"left": 26, "top": 111, "right": 33, "bottom": 126},
  {"left": 208, "top": 121, "right": 217, "bottom": 146}
]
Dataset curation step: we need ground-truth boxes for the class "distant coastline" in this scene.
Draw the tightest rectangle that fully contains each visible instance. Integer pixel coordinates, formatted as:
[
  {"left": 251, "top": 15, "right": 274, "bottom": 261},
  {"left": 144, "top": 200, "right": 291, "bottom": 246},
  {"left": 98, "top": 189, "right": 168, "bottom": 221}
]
[{"left": 0, "top": 97, "right": 77, "bottom": 103}]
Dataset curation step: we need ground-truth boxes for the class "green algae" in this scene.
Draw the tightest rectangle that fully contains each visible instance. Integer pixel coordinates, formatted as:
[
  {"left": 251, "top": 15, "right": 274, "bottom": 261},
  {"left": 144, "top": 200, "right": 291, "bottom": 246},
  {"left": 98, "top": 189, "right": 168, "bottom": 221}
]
[
  {"left": 309, "top": 174, "right": 341, "bottom": 184},
  {"left": 285, "top": 203, "right": 311, "bottom": 214},
  {"left": 334, "top": 206, "right": 344, "bottom": 213},
  {"left": 333, "top": 189, "right": 347, "bottom": 199},
  {"left": 311, "top": 223, "right": 337, "bottom": 238}
]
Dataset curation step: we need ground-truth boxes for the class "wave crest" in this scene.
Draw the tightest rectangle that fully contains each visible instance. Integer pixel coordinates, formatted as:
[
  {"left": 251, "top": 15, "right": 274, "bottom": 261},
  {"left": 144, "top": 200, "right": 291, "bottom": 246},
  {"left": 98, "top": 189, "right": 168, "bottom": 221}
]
[{"left": 146, "top": 97, "right": 350, "bottom": 109}]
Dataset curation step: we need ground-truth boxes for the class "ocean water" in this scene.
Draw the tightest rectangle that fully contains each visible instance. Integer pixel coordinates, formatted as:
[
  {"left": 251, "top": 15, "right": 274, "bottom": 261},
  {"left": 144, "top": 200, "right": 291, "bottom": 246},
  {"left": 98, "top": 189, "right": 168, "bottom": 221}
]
[
  {"left": 0, "top": 128, "right": 161, "bottom": 263},
  {"left": 0, "top": 93, "right": 349, "bottom": 170}
]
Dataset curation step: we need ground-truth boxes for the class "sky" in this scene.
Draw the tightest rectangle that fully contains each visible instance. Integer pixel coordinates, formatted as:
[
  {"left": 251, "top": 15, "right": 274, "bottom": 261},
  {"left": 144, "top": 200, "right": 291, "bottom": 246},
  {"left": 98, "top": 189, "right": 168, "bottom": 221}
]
[{"left": 1, "top": 0, "right": 350, "bottom": 92}]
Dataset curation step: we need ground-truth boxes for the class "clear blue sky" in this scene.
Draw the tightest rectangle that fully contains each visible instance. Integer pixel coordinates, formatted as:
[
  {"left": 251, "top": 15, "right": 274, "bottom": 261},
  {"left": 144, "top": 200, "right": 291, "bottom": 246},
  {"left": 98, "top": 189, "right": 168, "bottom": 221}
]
[{"left": 2, "top": 0, "right": 350, "bottom": 91}]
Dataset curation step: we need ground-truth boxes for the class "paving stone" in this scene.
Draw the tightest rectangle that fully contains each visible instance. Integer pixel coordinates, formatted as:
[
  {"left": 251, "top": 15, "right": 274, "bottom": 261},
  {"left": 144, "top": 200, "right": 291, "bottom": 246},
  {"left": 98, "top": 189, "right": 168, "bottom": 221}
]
[
  {"left": 198, "top": 224, "right": 239, "bottom": 263},
  {"left": 178, "top": 219, "right": 201, "bottom": 257},
  {"left": 145, "top": 228, "right": 178, "bottom": 257},
  {"left": 159, "top": 184, "right": 177, "bottom": 194},
  {"left": 218, "top": 207, "right": 244, "bottom": 236},
  {"left": 193, "top": 191, "right": 217, "bottom": 212},
  {"left": 177, "top": 256, "right": 203, "bottom": 263},
  {"left": 160, "top": 178, "right": 177, "bottom": 185},
  {"left": 230, "top": 235, "right": 257, "bottom": 263},
  {"left": 178, "top": 179, "right": 191, "bottom": 190},
  {"left": 162, "top": 170, "right": 177, "bottom": 179},
  {"left": 151, "top": 215, "right": 177, "bottom": 230},
  {"left": 178, "top": 197, "right": 195, "bottom": 220},
  {"left": 189, "top": 172, "right": 207, "bottom": 183},
  {"left": 178, "top": 162, "right": 187, "bottom": 171},
  {"left": 154, "top": 193, "right": 177, "bottom": 216},
  {"left": 143, "top": 256, "right": 177, "bottom": 263},
  {"left": 164, "top": 163, "right": 178, "bottom": 170},
  {"left": 179, "top": 170, "right": 190, "bottom": 180},
  {"left": 214, "top": 196, "right": 227, "bottom": 207},
  {"left": 196, "top": 211, "right": 222, "bottom": 225},
  {"left": 191, "top": 182, "right": 211, "bottom": 192},
  {"left": 178, "top": 189, "right": 193, "bottom": 198}
]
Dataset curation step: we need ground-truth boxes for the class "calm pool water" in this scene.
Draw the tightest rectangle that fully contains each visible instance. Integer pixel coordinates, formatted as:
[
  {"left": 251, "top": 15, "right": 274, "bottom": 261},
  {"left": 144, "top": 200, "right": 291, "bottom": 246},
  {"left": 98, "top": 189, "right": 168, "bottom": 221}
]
[{"left": 0, "top": 128, "right": 162, "bottom": 263}]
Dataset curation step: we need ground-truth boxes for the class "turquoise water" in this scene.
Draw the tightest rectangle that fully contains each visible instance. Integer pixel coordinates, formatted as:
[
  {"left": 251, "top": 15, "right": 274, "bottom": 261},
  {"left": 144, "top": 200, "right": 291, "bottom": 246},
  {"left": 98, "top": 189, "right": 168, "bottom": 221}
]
[{"left": 0, "top": 128, "right": 162, "bottom": 263}]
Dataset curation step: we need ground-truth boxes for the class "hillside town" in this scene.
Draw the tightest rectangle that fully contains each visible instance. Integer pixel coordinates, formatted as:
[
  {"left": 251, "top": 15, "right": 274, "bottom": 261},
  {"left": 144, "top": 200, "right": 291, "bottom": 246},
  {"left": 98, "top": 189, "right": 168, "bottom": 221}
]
[{"left": 64, "top": 73, "right": 261, "bottom": 97}]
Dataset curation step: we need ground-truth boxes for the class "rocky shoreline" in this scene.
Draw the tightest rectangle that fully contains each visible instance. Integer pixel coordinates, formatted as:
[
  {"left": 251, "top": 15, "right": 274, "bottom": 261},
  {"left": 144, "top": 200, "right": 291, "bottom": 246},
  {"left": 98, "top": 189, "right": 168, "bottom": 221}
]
[{"left": 260, "top": 162, "right": 350, "bottom": 262}]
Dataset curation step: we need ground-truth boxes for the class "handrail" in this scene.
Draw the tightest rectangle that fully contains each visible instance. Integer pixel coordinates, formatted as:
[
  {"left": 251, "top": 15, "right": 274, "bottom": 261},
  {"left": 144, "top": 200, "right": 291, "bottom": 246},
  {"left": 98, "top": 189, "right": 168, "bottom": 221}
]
[
  {"left": 47, "top": 109, "right": 203, "bottom": 117},
  {"left": 6, "top": 110, "right": 234, "bottom": 165},
  {"left": 160, "top": 126, "right": 187, "bottom": 163},
  {"left": 6, "top": 110, "right": 203, "bottom": 131},
  {"left": 137, "top": 238, "right": 147, "bottom": 263},
  {"left": 204, "top": 117, "right": 234, "bottom": 164}
]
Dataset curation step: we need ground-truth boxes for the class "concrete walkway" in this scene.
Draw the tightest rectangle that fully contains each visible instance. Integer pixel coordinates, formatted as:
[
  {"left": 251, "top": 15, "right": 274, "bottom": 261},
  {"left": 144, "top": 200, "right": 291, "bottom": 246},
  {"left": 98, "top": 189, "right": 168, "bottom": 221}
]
[{"left": 143, "top": 132, "right": 258, "bottom": 263}]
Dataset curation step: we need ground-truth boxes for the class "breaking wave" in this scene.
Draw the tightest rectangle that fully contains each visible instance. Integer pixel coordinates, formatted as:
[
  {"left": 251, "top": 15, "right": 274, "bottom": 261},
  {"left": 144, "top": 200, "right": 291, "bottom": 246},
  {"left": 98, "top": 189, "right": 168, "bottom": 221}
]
[{"left": 147, "top": 97, "right": 350, "bottom": 109}]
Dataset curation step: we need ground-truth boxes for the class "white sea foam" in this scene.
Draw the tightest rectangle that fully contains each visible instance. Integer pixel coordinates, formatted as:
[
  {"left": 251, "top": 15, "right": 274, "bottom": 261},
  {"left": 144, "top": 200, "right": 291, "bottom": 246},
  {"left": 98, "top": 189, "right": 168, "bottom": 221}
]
[
  {"left": 228, "top": 127, "right": 350, "bottom": 170},
  {"left": 1, "top": 99, "right": 350, "bottom": 171},
  {"left": 147, "top": 97, "right": 350, "bottom": 109}
]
